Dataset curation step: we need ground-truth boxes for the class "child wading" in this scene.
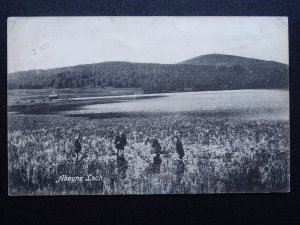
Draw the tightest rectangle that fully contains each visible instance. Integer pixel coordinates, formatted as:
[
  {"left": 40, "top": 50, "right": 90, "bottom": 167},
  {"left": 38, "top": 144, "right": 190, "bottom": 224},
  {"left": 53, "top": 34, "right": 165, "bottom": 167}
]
[{"left": 114, "top": 131, "right": 127, "bottom": 158}]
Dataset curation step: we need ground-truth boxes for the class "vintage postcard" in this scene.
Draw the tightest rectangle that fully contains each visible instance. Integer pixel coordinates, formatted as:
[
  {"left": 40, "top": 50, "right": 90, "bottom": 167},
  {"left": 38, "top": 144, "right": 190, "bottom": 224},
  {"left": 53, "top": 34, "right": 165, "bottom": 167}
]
[{"left": 7, "top": 17, "right": 289, "bottom": 195}]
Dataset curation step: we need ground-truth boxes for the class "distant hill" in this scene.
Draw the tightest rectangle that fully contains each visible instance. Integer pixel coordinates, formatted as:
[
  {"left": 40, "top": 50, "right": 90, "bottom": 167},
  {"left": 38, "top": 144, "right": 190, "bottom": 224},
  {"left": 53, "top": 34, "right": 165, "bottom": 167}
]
[
  {"left": 7, "top": 54, "right": 288, "bottom": 93},
  {"left": 179, "top": 54, "right": 288, "bottom": 69}
]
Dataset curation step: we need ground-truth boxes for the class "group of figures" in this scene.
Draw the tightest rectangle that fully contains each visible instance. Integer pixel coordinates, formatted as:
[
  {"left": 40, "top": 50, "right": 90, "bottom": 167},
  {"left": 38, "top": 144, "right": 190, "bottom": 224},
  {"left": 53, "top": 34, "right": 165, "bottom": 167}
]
[
  {"left": 115, "top": 131, "right": 184, "bottom": 158},
  {"left": 73, "top": 130, "right": 185, "bottom": 175}
]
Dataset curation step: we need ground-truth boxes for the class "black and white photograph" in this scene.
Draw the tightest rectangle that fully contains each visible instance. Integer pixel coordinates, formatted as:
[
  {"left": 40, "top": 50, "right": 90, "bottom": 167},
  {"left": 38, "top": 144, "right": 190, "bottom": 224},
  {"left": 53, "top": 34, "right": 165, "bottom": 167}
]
[{"left": 7, "top": 16, "right": 289, "bottom": 195}]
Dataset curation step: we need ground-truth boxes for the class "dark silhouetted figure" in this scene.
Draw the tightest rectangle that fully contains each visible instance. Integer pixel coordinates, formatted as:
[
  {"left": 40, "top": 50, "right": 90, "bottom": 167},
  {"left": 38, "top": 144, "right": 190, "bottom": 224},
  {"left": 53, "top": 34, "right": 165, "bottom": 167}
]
[
  {"left": 115, "top": 131, "right": 127, "bottom": 158},
  {"left": 145, "top": 137, "right": 163, "bottom": 173},
  {"left": 151, "top": 138, "right": 162, "bottom": 155},
  {"left": 175, "top": 136, "right": 184, "bottom": 160},
  {"left": 74, "top": 134, "right": 82, "bottom": 161},
  {"left": 152, "top": 138, "right": 162, "bottom": 173}
]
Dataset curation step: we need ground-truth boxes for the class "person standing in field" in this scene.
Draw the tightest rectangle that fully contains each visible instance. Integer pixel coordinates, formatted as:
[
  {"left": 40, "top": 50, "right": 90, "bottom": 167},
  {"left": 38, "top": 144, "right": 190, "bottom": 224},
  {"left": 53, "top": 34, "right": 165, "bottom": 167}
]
[
  {"left": 148, "top": 137, "right": 162, "bottom": 173},
  {"left": 152, "top": 148, "right": 162, "bottom": 173},
  {"left": 114, "top": 131, "right": 127, "bottom": 158},
  {"left": 150, "top": 137, "right": 162, "bottom": 156},
  {"left": 74, "top": 133, "right": 82, "bottom": 161},
  {"left": 174, "top": 136, "right": 185, "bottom": 160}
]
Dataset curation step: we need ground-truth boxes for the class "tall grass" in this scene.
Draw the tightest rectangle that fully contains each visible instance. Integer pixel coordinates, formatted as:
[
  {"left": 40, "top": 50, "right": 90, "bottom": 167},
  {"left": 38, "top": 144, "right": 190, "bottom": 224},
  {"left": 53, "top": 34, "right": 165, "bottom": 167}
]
[{"left": 8, "top": 114, "right": 289, "bottom": 195}]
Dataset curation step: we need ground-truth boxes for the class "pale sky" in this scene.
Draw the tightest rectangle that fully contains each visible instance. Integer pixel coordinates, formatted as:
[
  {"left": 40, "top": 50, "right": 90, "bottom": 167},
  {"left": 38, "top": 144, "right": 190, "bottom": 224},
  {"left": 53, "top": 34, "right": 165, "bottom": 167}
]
[{"left": 7, "top": 16, "right": 289, "bottom": 73}]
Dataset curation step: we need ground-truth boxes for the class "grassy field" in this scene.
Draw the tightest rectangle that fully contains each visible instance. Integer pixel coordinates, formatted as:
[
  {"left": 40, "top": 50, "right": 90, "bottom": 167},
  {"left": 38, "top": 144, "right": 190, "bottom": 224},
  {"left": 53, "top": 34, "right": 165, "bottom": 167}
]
[{"left": 8, "top": 112, "right": 289, "bottom": 195}]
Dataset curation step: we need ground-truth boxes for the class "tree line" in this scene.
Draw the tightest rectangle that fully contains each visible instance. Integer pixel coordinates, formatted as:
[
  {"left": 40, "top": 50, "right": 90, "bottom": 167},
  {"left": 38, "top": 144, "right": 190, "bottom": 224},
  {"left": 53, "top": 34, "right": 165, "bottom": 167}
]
[{"left": 7, "top": 62, "right": 289, "bottom": 93}]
